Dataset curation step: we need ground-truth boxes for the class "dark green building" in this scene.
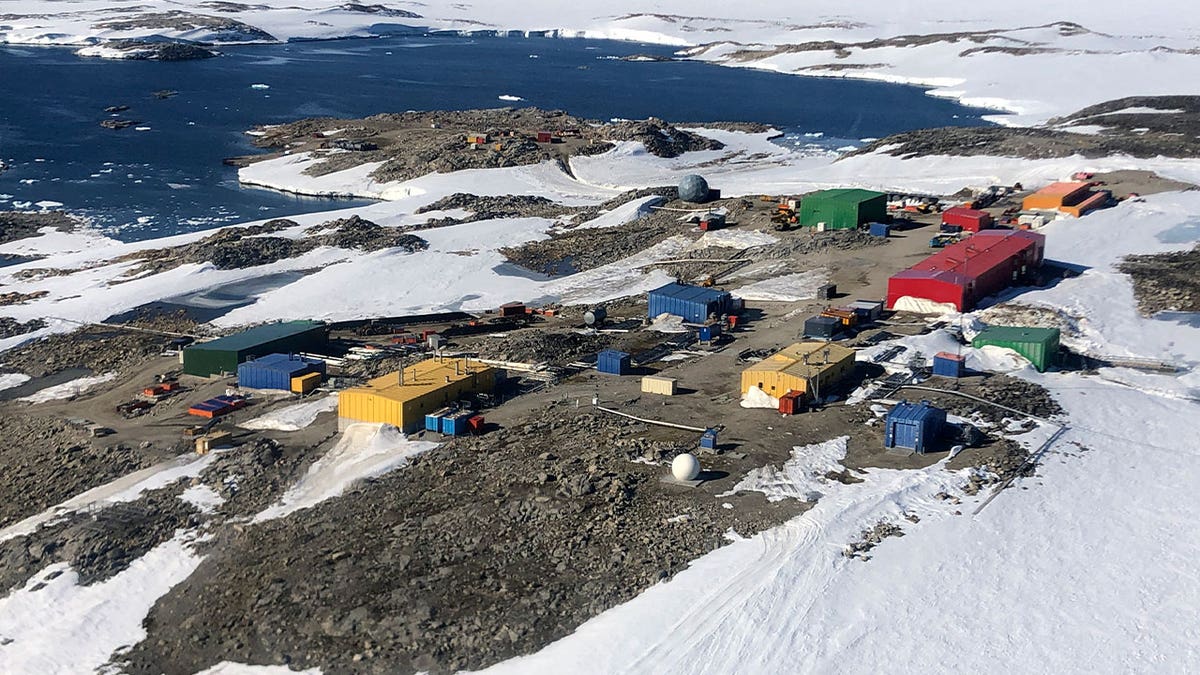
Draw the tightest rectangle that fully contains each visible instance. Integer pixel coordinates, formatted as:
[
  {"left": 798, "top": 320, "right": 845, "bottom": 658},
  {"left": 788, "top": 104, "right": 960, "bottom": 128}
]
[
  {"left": 798, "top": 188, "right": 888, "bottom": 230},
  {"left": 183, "top": 320, "right": 328, "bottom": 377},
  {"left": 971, "top": 326, "right": 1060, "bottom": 372}
]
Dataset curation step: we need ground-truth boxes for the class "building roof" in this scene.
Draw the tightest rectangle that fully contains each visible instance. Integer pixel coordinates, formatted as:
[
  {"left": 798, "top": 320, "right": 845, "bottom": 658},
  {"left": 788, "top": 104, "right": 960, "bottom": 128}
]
[
  {"left": 648, "top": 282, "right": 731, "bottom": 304},
  {"left": 888, "top": 400, "right": 944, "bottom": 424},
  {"left": 188, "top": 320, "right": 324, "bottom": 353},
  {"left": 942, "top": 206, "right": 990, "bottom": 219},
  {"left": 240, "top": 353, "right": 321, "bottom": 372},
  {"left": 346, "top": 358, "right": 495, "bottom": 403},
  {"left": 805, "top": 188, "right": 887, "bottom": 204},
  {"left": 973, "top": 325, "right": 1061, "bottom": 343},
  {"left": 742, "top": 342, "right": 855, "bottom": 380},
  {"left": 1032, "top": 181, "right": 1090, "bottom": 197},
  {"left": 909, "top": 230, "right": 1043, "bottom": 281}
]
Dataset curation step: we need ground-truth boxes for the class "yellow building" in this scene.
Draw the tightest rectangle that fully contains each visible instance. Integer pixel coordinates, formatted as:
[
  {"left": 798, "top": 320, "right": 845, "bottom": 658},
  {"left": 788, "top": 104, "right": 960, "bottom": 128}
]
[
  {"left": 338, "top": 358, "right": 497, "bottom": 432},
  {"left": 740, "top": 342, "right": 856, "bottom": 400}
]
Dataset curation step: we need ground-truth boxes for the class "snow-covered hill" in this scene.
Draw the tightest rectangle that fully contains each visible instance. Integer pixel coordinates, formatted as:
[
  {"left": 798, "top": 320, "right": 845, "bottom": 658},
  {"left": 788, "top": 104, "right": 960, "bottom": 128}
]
[{"left": 3, "top": 1, "right": 1199, "bottom": 124}]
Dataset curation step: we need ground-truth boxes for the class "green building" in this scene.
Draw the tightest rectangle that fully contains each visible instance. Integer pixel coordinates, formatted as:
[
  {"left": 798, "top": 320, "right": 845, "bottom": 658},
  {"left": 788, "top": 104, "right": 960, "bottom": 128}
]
[
  {"left": 971, "top": 326, "right": 1060, "bottom": 372},
  {"left": 798, "top": 189, "right": 888, "bottom": 231},
  {"left": 183, "top": 320, "right": 328, "bottom": 377}
]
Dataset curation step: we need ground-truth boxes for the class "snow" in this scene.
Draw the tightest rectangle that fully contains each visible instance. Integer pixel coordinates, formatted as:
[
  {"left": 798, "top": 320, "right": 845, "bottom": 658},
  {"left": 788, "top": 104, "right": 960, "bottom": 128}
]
[
  {"left": 179, "top": 484, "right": 225, "bottom": 513},
  {"left": 720, "top": 436, "right": 850, "bottom": 503},
  {"left": 17, "top": 372, "right": 116, "bottom": 403},
  {"left": 0, "top": 452, "right": 219, "bottom": 543},
  {"left": 733, "top": 269, "right": 828, "bottom": 302},
  {"left": 194, "top": 663, "right": 322, "bottom": 675},
  {"left": 253, "top": 423, "right": 438, "bottom": 521},
  {"left": 739, "top": 385, "right": 778, "bottom": 409},
  {"left": 239, "top": 395, "right": 337, "bottom": 432},
  {"left": 0, "top": 529, "right": 206, "bottom": 675},
  {"left": 0, "top": 372, "right": 31, "bottom": 391}
]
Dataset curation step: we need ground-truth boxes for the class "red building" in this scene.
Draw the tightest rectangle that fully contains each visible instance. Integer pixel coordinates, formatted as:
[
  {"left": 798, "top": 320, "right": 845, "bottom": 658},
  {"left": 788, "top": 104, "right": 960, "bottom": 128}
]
[
  {"left": 941, "top": 206, "right": 994, "bottom": 232},
  {"left": 886, "top": 230, "right": 1045, "bottom": 311}
]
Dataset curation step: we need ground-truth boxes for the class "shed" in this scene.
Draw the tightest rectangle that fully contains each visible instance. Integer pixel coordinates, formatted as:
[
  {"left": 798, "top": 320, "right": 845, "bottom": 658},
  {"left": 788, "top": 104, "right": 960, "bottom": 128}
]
[
  {"left": 237, "top": 353, "right": 325, "bottom": 391},
  {"left": 941, "top": 206, "right": 994, "bottom": 232},
  {"left": 971, "top": 326, "right": 1060, "bottom": 372},
  {"left": 798, "top": 189, "right": 887, "bottom": 231},
  {"left": 778, "top": 390, "right": 805, "bottom": 415},
  {"left": 499, "top": 301, "right": 526, "bottom": 317},
  {"left": 647, "top": 283, "right": 735, "bottom": 324},
  {"left": 536, "top": 131, "right": 553, "bottom": 143},
  {"left": 885, "top": 401, "right": 946, "bottom": 453},
  {"left": 848, "top": 300, "right": 883, "bottom": 322},
  {"left": 868, "top": 222, "right": 892, "bottom": 237},
  {"left": 700, "top": 429, "right": 719, "bottom": 450},
  {"left": 183, "top": 321, "right": 327, "bottom": 377},
  {"left": 932, "top": 352, "right": 965, "bottom": 378},
  {"left": 740, "top": 342, "right": 855, "bottom": 400},
  {"left": 641, "top": 375, "right": 677, "bottom": 396},
  {"left": 803, "top": 315, "right": 842, "bottom": 340},
  {"left": 597, "top": 349, "right": 631, "bottom": 375},
  {"left": 337, "top": 358, "right": 496, "bottom": 433},
  {"left": 699, "top": 212, "right": 726, "bottom": 231}
]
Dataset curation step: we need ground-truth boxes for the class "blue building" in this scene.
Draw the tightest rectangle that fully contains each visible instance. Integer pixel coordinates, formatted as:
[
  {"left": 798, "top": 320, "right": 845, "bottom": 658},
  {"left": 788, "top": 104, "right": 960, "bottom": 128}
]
[
  {"left": 237, "top": 353, "right": 325, "bottom": 391},
  {"left": 884, "top": 400, "right": 947, "bottom": 454},
  {"left": 648, "top": 283, "right": 735, "bottom": 324}
]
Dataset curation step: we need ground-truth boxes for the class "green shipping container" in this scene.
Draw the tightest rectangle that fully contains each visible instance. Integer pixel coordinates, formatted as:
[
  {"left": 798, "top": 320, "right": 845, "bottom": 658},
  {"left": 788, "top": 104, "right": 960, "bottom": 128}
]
[
  {"left": 798, "top": 189, "right": 888, "bottom": 231},
  {"left": 183, "top": 320, "right": 328, "bottom": 377},
  {"left": 971, "top": 326, "right": 1060, "bottom": 372}
]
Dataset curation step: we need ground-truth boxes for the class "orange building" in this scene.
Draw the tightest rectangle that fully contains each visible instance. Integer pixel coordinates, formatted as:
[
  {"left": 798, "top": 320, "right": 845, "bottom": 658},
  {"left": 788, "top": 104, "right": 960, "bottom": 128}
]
[{"left": 1022, "top": 181, "right": 1108, "bottom": 217}]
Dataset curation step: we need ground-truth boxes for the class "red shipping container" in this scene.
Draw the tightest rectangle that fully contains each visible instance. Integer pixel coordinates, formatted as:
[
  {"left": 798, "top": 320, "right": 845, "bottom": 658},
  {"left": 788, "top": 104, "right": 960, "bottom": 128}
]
[
  {"left": 536, "top": 131, "right": 553, "bottom": 143},
  {"left": 941, "top": 206, "right": 994, "bottom": 232},
  {"left": 778, "top": 390, "right": 805, "bottom": 415}
]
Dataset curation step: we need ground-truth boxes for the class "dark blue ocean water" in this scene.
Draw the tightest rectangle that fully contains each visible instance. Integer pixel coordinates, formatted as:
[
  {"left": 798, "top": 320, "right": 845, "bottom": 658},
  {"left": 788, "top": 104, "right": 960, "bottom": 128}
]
[{"left": 0, "top": 34, "right": 995, "bottom": 242}]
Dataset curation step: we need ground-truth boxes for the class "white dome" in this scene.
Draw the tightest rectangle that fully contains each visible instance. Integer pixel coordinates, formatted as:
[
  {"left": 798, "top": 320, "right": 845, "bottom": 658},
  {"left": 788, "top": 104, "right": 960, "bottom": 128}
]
[{"left": 671, "top": 453, "right": 701, "bottom": 481}]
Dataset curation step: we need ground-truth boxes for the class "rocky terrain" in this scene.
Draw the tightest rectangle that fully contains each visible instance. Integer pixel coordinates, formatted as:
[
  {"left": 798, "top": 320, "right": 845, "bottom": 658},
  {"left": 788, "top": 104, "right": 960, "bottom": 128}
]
[
  {"left": 0, "top": 415, "right": 159, "bottom": 529},
  {"left": 118, "top": 406, "right": 806, "bottom": 675},
  {"left": 235, "top": 108, "right": 723, "bottom": 184},
  {"left": 1118, "top": 246, "right": 1200, "bottom": 315},
  {"left": 118, "top": 215, "right": 428, "bottom": 277},
  {"left": 0, "top": 314, "right": 194, "bottom": 377},
  {"left": 80, "top": 40, "right": 219, "bottom": 60},
  {"left": 0, "top": 210, "right": 79, "bottom": 245},
  {"left": 854, "top": 96, "right": 1200, "bottom": 159}
]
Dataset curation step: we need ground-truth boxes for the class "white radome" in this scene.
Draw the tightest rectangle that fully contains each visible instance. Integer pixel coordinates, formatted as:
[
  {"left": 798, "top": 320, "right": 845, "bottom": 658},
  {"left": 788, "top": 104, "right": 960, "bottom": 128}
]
[{"left": 671, "top": 453, "right": 701, "bottom": 481}]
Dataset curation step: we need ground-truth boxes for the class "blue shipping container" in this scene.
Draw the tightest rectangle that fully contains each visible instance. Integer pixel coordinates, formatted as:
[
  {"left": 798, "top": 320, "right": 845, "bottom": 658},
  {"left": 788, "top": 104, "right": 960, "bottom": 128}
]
[
  {"left": 700, "top": 429, "right": 718, "bottom": 450},
  {"left": 648, "top": 283, "right": 734, "bottom": 323},
  {"left": 884, "top": 401, "right": 946, "bottom": 454},
  {"left": 698, "top": 323, "right": 722, "bottom": 342},
  {"left": 441, "top": 411, "right": 472, "bottom": 436},
  {"left": 237, "top": 353, "right": 325, "bottom": 391},
  {"left": 932, "top": 352, "right": 965, "bottom": 378},
  {"left": 868, "top": 222, "right": 891, "bottom": 237},
  {"left": 597, "top": 349, "right": 631, "bottom": 375},
  {"left": 426, "top": 406, "right": 453, "bottom": 432}
]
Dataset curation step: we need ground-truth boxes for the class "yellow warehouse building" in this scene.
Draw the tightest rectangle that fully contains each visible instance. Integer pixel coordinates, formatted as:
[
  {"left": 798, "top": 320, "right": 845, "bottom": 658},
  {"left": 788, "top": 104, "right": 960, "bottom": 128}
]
[
  {"left": 740, "top": 342, "right": 856, "bottom": 400},
  {"left": 338, "top": 358, "right": 497, "bottom": 433}
]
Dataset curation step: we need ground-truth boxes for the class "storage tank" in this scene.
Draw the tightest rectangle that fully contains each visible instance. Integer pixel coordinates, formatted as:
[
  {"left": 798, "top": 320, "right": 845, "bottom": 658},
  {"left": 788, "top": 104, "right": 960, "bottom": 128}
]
[
  {"left": 678, "top": 174, "right": 711, "bottom": 203},
  {"left": 583, "top": 306, "right": 607, "bottom": 327}
]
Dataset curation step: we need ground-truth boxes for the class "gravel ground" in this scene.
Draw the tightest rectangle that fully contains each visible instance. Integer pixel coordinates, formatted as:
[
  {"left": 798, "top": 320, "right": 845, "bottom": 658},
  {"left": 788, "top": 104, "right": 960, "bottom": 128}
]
[{"left": 119, "top": 406, "right": 804, "bottom": 675}]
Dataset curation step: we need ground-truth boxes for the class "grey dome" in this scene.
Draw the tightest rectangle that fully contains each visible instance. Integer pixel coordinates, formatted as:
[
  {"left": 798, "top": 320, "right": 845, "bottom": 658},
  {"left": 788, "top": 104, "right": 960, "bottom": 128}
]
[{"left": 678, "top": 174, "right": 710, "bottom": 203}]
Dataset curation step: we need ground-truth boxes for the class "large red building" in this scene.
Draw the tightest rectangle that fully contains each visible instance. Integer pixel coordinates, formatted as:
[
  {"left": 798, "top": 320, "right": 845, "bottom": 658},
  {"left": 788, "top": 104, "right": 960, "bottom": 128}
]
[{"left": 887, "top": 230, "right": 1045, "bottom": 311}]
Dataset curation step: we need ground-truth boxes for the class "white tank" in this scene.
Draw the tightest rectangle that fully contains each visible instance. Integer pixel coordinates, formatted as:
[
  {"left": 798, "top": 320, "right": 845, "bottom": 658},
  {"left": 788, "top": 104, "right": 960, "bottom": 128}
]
[{"left": 671, "top": 453, "right": 701, "bottom": 481}]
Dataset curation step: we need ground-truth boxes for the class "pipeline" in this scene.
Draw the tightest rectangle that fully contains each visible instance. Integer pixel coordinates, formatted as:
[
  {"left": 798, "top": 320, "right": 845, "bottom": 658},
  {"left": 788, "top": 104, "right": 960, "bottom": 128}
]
[{"left": 593, "top": 405, "right": 707, "bottom": 433}]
